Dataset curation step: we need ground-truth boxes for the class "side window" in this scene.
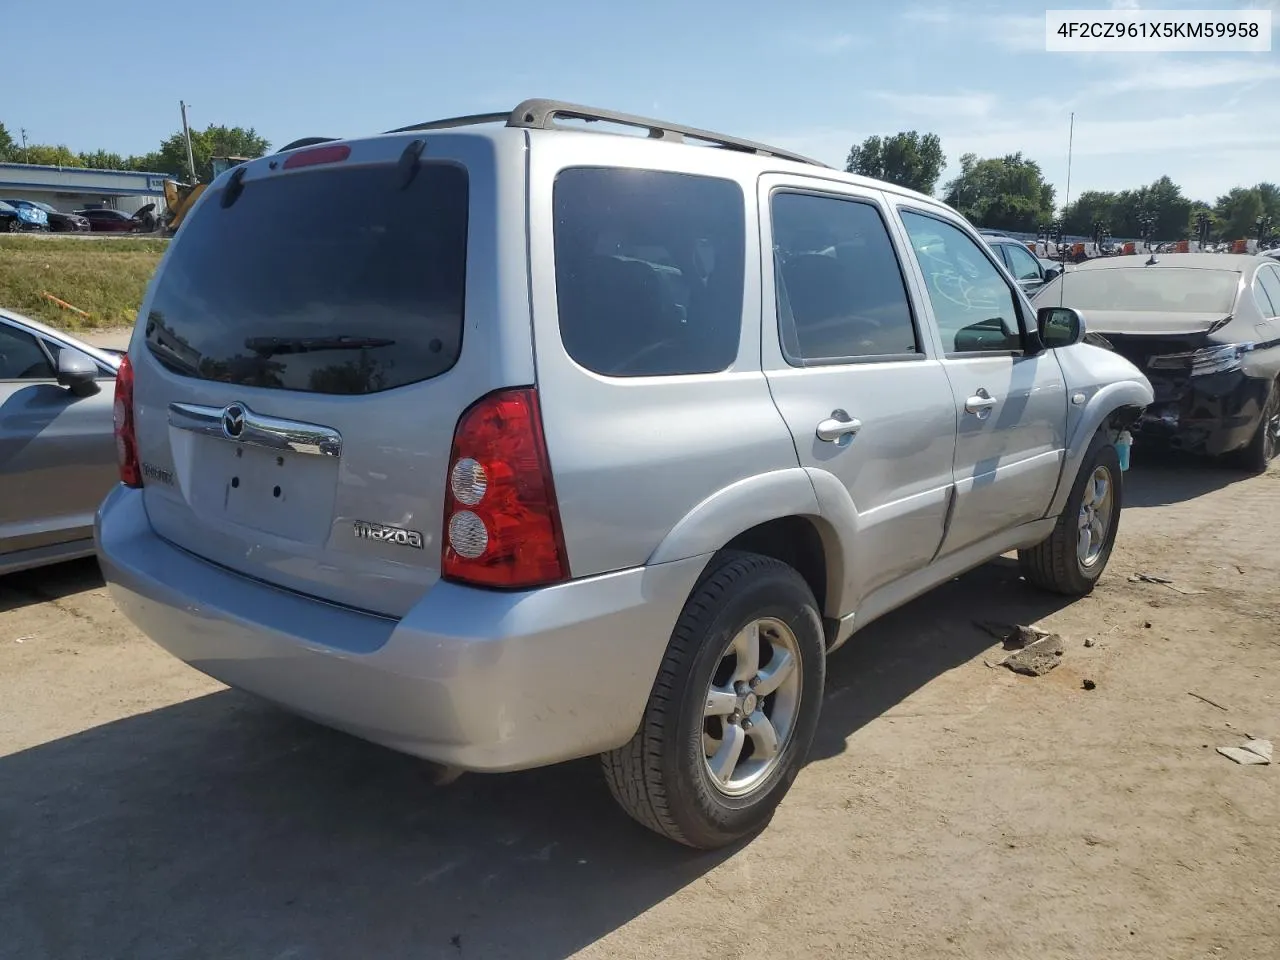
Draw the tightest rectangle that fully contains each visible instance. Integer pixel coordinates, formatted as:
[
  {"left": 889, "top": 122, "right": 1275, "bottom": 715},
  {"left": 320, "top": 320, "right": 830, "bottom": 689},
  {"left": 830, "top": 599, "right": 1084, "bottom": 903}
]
[
  {"left": 1255, "top": 266, "right": 1280, "bottom": 318},
  {"left": 0, "top": 325, "right": 55, "bottom": 380},
  {"left": 770, "top": 192, "right": 919, "bottom": 363},
  {"left": 899, "top": 210, "right": 1023, "bottom": 354},
  {"left": 553, "top": 168, "right": 745, "bottom": 377},
  {"left": 1003, "top": 242, "right": 1043, "bottom": 283}
]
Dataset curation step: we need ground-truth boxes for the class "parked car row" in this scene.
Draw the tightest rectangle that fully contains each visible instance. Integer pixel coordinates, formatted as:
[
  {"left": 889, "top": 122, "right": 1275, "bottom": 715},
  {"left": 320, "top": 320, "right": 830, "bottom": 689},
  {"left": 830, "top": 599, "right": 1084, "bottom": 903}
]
[
  {"left": 2, "top": 101, "right": 1274, "bottom": 852},
  {"left": 0, "top": 198, "right": 151, "bottom": 233}
]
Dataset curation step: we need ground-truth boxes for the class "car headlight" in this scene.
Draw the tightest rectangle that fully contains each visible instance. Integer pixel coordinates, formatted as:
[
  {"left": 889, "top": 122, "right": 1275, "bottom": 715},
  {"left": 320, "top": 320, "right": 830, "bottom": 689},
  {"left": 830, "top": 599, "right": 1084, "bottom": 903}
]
[{"left": 1148, "top": 342, "right": 1254, "bottom": 376}]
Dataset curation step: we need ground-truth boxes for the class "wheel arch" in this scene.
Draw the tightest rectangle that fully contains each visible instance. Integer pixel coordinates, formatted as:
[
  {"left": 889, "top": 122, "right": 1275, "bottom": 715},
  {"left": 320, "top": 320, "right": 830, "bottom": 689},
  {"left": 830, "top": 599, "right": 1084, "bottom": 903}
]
[
  {"left": 1049, "top": 380, "right": 1151, "bottom": 516},
  {"left": 646, "top": 468, "right": 847, "bottom": 640}
]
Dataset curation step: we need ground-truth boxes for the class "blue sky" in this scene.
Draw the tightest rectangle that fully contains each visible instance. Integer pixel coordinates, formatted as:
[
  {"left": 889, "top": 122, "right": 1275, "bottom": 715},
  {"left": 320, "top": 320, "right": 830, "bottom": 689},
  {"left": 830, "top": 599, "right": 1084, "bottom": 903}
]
[{"left": 3, "top": 0, "right": 1277, "bottom": 205}]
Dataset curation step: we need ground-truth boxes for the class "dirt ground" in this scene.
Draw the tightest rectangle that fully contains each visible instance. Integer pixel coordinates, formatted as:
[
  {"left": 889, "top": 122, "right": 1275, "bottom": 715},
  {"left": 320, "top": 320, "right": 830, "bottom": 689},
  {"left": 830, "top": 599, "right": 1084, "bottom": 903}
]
[{"left": 1, "top": 455, "right": 1277, "bottom": 960}]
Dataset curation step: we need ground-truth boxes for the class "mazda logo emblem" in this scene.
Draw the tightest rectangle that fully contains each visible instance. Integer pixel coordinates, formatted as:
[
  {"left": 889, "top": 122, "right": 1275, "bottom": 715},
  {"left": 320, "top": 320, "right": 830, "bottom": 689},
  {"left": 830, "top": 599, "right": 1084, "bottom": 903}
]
[{"left": 221, "top": 403, "right": 247, "bottom": 440}]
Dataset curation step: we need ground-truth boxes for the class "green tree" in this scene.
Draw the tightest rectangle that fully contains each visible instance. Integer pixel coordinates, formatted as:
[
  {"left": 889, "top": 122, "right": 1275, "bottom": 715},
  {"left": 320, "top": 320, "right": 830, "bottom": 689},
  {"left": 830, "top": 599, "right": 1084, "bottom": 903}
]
[
  {"left": 845, "top": 131, "right": 946, "bottom": 194},
  {"left": 1255, "top": 182, "right": 1280, "bottom": 222},
  {"left": 1215, "top": 187, "right": 1265, "bottom": 240},
  {"left": 942, "top": 152, "right": 1055, "bottom": 232},
  {"left": 156, "top": 124, "right": 270, "bottom": 181},
  {"left": 1187, "top": 203, "right": 1217, "bottom": 243},
  {"left": 77, "top": 149, "right": 127, "bottom": 170},
  {"left": 0, "top": 122, "right": 15, "bottom": 162},
  {"left": 1060, "top": 190, "right": 1119, "bottom": 236},
  {"left": 19, "top": 144, "right": 83, "bottom": 167}
]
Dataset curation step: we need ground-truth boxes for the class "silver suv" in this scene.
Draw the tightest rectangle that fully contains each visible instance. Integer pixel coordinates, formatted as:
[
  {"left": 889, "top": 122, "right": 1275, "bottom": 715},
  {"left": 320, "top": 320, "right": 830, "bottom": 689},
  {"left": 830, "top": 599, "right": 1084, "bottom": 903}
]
[{"left": 97, "top": 100, "right": 1152, "bottom": 849}]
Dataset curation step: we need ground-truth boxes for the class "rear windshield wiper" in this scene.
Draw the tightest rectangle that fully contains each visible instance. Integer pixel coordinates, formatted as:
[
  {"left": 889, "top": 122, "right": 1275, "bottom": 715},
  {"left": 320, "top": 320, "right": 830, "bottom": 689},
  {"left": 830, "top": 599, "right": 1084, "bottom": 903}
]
[{"left": 244, "top": 335, "right": 395, "bottom": 357}]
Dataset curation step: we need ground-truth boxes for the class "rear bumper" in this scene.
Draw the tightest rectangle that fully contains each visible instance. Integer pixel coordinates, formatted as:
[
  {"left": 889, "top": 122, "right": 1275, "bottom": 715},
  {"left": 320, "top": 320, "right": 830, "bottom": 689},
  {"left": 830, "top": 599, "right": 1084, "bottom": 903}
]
[
  {"left": 1134, "top": 369, "right": 1268, "bottom": 457},
  {"left": 96, "top": 486, "right": 709, "bottom": 772}
]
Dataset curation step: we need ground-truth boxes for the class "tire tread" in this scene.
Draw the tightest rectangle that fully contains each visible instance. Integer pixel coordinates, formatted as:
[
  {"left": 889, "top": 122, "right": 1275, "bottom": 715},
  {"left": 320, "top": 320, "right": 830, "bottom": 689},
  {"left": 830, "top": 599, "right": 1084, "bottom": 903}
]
[{"left": 602, "top": 552, "right": 794, "bottom": 845}]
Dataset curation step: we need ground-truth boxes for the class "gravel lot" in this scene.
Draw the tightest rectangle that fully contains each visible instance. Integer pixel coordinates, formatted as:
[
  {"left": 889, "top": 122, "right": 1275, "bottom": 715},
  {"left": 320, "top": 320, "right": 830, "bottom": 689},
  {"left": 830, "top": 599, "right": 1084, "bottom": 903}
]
[{"left": 2, "top": 456, "right": 1277, "bottom": 960}]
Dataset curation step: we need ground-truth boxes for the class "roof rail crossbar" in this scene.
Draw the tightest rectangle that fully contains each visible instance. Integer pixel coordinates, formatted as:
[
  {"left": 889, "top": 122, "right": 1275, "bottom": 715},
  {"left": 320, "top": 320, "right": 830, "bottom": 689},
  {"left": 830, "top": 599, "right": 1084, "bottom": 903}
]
[
  {"left": 384, "top": 112, "right": 509, "bottom": 134},
  {"left": 505, "top": 99, "right": 830, "bottom": 168}
]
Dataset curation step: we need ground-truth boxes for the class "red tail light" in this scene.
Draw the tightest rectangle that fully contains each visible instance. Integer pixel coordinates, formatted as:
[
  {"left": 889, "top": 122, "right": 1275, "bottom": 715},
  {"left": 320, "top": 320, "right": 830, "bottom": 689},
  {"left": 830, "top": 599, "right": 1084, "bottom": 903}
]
[
  {"left": 282, "top": 144, "right": 351, "bottom": 169},
  {"left": 113, "top": 354, "right": 142, "bottom": 488},
  {"left": 442, "top": 388, "right": 568, "bottom": 589}
]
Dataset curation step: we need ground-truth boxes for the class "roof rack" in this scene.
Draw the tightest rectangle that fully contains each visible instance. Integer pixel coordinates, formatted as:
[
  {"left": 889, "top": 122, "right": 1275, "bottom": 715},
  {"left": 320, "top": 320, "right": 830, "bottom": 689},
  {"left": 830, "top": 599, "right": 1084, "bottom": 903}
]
[{"left": 385, "top": 99, "right": 830, "bottom": 168}]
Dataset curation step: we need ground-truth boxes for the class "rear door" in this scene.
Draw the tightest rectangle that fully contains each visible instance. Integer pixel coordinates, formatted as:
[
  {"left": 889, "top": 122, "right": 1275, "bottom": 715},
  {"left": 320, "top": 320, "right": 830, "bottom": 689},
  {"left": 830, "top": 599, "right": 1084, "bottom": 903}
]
[
  {"left": 895, "top": 207, "right": 1067, "bottom": 557},
  {"left": 759, "top": 177, "right": 959, "bottom": 602},
  {"left": 0, "top": 320, "right": 116, "bottom": 554},
  {"left": 129, "top": 133, "right": 530, "bottom": 617}
]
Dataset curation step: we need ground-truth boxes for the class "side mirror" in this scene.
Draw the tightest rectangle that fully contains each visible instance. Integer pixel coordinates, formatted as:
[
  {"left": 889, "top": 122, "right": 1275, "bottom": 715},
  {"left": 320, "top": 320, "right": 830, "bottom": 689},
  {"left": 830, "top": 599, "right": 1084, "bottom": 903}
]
[
  {"left": 1043, "top": 264, "right": 1062, "bottom": 282},
  {"left": 1037, "top": 306, "right": 1086, "bottom": 349},
  {"left": 57, "top": 347, "right": 100, "bottom": 396}
]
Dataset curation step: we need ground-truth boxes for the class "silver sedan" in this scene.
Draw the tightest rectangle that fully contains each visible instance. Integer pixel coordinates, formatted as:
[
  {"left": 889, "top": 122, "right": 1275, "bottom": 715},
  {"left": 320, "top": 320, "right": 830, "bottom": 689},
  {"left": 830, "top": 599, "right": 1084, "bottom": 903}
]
[{"left": 0, "top": 309, "right": 121, "bottom": 574}]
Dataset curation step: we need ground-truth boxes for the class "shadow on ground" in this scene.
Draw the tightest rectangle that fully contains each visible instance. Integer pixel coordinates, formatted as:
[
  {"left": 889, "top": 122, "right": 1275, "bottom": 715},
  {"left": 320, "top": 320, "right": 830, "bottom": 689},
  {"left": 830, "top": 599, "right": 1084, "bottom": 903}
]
[
  {"left": 0, "top": 556, "right": 103, "bottom": 615},
  {"left": 1124, "top": 449, "right": 1253, "bottom": 509},
  {"left": 0, "top": 560, "right": 1079, "bottom": 960}
]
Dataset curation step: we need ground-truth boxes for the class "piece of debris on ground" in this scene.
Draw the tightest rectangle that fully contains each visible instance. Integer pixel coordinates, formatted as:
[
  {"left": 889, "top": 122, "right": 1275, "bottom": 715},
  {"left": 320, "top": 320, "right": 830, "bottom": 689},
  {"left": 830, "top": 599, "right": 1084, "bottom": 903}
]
[
  {"left": 1002, "top": 633, "right": 1066, "bottom": 677},
  {"left": 975, "top": 621, "right": 1052, "bottom": 651},
  {"left": 1084, "top": 637, "right": 1097, "bottom": 648},
  {"left": 1216, "top": 739, "right": 1273, "bottom": 765},
  {"left": 1128, "top": 573, "right": 1204, "bottom": 595},
  {"left": 1082, "top": 679, "right": 1097, "bottom": 690},
  {"left": 1188, "top": 691, "right": 1230, "bottom": 712}
]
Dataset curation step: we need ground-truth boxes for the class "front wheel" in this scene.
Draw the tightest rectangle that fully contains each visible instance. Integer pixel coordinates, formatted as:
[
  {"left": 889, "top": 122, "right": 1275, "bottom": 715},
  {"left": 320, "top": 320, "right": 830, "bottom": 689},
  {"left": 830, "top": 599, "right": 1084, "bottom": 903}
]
[
  {"left": 4, "top": 219, "right": 19, "bottom": 233},
  {"left": 1019, "top": 431, "right": 1122, "bottom": 595},
  {"left": 602, "top": 552, "right": 826, "bottom": 849}
]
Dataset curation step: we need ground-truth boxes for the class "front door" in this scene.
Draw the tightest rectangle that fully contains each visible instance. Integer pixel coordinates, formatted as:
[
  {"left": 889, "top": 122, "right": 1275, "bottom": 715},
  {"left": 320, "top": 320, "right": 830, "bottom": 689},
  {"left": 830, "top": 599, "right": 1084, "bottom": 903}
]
[
  {"left": 896, "top": 209, "right": 1067, "bottom": 558},
  {"left": 1000, "top": 240, "right": 1049, "bottom": 297},
  {"left": 0, "top": 322, "right": 117, "bottom": 555},
  {"left": 759, "top": 178, "right": 958, "bottom": 606}
]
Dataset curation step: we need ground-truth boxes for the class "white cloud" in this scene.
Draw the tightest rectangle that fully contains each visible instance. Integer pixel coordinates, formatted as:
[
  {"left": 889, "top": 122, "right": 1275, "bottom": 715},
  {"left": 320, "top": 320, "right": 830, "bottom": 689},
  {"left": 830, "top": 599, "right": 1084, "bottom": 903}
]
[
  {"left": 1095, "top": 57, "right": 1280, "bottom": 94},
  {"left": 900, "top": 7, "right": 1040, "bottom": 52},
  {"left": 786, "top": 30, "right": 863, "bottom": 55},
  {"left": 872, "top": 91, "right": 994, "bottom": 119},
  {"left": 901, "top": 6, "right": 953, "bottom": 25}
]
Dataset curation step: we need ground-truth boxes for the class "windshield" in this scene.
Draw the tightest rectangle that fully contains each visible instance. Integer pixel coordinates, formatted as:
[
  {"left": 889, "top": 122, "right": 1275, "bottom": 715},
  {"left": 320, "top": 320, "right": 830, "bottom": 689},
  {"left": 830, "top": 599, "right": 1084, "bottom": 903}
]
[
  {"left": 144, "top": 161, "right": 468, "bottom": 394},
  {"left": 1042, "top": 267, "right": 1239, "bottom": 314},
  {"left": 30, "top": 201, "right": 57, "bottom": 214},
  {"left": 0, "top": 202, "right": 14, "bottom": 213}
]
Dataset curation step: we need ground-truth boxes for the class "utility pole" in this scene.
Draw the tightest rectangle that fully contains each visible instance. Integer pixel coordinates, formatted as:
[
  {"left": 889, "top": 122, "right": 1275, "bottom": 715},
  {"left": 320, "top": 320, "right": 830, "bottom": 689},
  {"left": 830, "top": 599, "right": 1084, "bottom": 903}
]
[
  {"left": 19, "top": 127, "right": 29, "bottom": 163},
  {"left": 179, "top": 101, "right": 197, "bottom": 182}
]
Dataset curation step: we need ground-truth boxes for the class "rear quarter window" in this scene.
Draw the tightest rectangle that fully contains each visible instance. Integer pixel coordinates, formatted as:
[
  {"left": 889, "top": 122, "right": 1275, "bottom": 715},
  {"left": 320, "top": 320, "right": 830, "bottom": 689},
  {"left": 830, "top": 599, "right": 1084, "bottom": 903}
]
[
  {"left": 144, "top": 162, "right": 468, "bottom": 394},
  {"left": 553, "top": 167, "right": 745, "bottom": 377}
]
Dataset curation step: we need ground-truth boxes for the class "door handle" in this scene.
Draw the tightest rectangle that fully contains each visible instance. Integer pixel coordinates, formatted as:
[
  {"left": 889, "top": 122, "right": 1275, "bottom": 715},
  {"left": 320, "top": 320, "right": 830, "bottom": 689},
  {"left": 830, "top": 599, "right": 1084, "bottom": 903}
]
[
  {"left": 816, "top": 410, "right": 862, "bottom": 443},
  {"left": 964, "top": 388, "right": 997, "bottom": 418}
]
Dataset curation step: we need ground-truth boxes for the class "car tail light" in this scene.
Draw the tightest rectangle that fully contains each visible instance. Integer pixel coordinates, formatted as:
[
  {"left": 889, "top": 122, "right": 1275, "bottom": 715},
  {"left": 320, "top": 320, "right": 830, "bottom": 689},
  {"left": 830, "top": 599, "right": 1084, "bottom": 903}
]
[
  {"left": 113, "top": 354, "right": 142, "bottom": 487},
  {"left": 282, "top": 144, "right": 351, "bottom": 170},
  {"left": 442, "top": 388, "right": 568, "bottom": 589}
]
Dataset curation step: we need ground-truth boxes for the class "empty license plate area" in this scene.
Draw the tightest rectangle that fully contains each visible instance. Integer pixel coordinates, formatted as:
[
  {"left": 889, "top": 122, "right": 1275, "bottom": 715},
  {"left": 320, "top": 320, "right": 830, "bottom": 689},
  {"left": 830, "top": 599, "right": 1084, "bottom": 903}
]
[{"left": 186, "top": 436, "right": 339, "bottom": 545}]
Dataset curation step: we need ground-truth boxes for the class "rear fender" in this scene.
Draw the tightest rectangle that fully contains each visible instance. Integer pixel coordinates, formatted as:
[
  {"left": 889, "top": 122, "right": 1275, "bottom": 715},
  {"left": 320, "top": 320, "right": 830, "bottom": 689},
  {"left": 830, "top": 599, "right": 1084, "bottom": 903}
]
[
  {"left": 646, "top": 468, "right": 819, "bottom": 565},
  {"left": 645, "top": 468, "right": 849, "bottom": 616}
]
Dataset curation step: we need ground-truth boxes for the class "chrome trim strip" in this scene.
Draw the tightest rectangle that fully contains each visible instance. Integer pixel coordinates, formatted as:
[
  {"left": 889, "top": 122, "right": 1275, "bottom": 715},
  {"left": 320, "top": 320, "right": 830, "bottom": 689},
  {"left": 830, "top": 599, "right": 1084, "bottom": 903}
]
[{"left": 168, "top": 402, "right": 343, "bottom": 457}]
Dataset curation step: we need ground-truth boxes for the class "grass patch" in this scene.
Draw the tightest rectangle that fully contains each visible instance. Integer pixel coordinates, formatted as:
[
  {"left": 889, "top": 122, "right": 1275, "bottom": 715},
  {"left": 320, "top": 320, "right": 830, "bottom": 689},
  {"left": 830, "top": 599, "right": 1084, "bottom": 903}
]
[{"left": 0, "top": 236, "right": 166, "bottom": 332}]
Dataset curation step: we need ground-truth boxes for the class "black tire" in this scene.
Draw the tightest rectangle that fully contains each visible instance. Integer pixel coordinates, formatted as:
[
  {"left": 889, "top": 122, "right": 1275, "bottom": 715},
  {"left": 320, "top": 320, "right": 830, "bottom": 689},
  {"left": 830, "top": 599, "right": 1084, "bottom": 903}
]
[
  {"left": 1019, "top": 431, "right": 1122, "bottom": 596},
  {"left": 1232, "top": 380, "right": 1279, "bottom": 474},
  {"left": 602, "top": 551, "right": 825, "bottom": 849},
  {"left": 4, "top": 218, "right": 19, "bottom": 233}
]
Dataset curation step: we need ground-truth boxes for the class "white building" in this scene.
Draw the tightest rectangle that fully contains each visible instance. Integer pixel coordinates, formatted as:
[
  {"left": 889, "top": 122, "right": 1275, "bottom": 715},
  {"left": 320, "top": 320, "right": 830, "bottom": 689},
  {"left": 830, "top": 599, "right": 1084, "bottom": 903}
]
[{"left": 0, "top": 162, "right": 169, "bottom": 215}]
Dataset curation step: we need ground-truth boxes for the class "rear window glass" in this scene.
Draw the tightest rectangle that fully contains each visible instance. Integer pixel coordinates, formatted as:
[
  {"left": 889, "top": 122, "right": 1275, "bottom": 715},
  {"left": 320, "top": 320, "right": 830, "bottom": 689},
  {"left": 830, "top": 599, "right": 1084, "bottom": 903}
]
[
  {"left": 1039, "top": 267, "right": 1239, "bottom": 314},
  {"left": 145, "top": 162, "right": 467, "bottom": 394},
  {"left": 553, "top": 167, "right": 744, "bottom": 377}
]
